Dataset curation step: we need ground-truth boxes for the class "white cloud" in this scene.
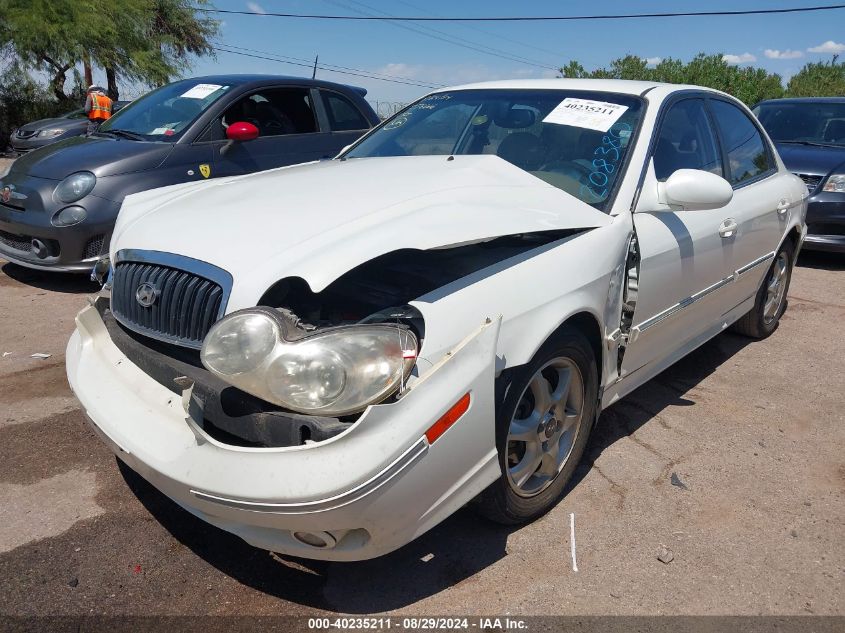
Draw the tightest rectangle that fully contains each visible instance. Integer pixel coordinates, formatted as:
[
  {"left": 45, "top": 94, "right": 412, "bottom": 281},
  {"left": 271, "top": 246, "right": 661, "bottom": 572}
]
[
  {"left": 807, "top": 40, "right": 845, "bottom": 54},
  {"left": 246, "top": 1, "right": 266, "bottom": 14},
  {"left": 371, "top": 62, "right": 555, "bottom": 87},
  {"left": 645, "top": 57, "right": 662, "bottom": 67},
  {"left": 722, "top": 53, "right": 757, "bottom": 64},
  {"left": 764, "top": 49, "right": 803, "bottom": 60}
]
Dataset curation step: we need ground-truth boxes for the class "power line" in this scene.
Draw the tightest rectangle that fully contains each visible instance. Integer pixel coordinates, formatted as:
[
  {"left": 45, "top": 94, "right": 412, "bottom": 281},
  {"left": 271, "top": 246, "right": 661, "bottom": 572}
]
[
  {"left": 212, "top": 46, "right": 442, "bottom": 88},
  {"left": 321, "top": 0, "right": 558, "bottom": 70},
  {"left": 392, "top": 0, "right": 563, "bottom": 60},
  {"left": 197, "top": 4, "right": 845, "bottom": 22},
  {"left": 221, "top": 43, "right": 446, "bottom": 87}
]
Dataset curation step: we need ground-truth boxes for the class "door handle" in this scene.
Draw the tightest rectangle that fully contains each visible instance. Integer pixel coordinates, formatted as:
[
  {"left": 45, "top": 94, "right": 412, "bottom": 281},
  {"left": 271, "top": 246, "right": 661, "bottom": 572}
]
[
  {"left": 776, "top": 198, "right": 790, "bottom": 217},
  {"left": 719, "top": 218, "right": 738, "bottom": 239}
]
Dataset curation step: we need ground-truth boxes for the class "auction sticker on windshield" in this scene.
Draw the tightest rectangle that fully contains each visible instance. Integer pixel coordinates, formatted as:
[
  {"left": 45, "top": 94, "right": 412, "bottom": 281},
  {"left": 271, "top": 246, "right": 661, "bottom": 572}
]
[
  {"left": 543, "top": 98, "right": 629, "bottom": 132},
  {"left": 180, "top": 83, "right": 224, "bottom": 99}
]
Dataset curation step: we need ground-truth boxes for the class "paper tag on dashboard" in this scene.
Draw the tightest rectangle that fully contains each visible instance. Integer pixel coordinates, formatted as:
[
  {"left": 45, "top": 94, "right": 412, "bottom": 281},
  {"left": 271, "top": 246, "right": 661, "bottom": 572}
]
[
  {"left": 543, "top": 98, "right": 629, "bottom": 132},
  {"left": 180, "top": 83, "right": 223, "bottom": 99}
]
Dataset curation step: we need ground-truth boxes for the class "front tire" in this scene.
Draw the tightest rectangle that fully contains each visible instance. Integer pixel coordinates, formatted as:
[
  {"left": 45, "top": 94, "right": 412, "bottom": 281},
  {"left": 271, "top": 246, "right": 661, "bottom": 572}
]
[
  {"left": 731, "top": 240, "right": 795, "bottom": 339},
  {"left": 476, "top": 327, "right": 598, "bottom": 524}
]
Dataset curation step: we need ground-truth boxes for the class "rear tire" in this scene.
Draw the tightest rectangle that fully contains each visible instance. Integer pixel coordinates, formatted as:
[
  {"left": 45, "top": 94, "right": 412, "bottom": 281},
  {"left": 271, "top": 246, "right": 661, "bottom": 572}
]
[
  {"left": 476, "top": 327, "right": 597, "bottom": 524},
  {"left": 731, "top": 240, "right": 795, "bottom": 339}
]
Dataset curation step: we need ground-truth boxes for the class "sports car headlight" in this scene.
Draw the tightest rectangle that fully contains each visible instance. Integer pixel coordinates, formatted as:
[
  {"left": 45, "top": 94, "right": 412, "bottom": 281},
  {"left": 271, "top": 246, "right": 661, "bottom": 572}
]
[
  {"left": 38, "top": 129, "right": 65, "bottom": 138},
  {"left": 200, "top": 308, "right": 418, "bottom": 416},
  {"left": 51, "top": 205, "right": 87, "bottom": 227},
  {"left": 822, "top": 174, "right": 845, "bottom": 193},
  {"left": 55, "top": 171, "right": 96, "bottom": 203}
]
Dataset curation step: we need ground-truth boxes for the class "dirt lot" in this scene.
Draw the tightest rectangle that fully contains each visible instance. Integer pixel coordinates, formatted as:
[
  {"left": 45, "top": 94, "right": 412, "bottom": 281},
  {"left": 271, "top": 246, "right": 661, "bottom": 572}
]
[{"left": 0, "top": 248, "right": 843, "bottom": 618}]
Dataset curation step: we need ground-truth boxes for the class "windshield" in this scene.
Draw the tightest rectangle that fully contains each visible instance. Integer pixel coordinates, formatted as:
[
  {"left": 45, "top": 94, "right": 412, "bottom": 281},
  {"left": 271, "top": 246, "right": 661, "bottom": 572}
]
[
  {"left": 754, "top": 101, "right": 845, "bottom": 147},
  {"left": 346, "top": 89, "right": 644, "bottom": 210},
  {"left": 99, "top": 80, "right": 231, "bottom": 140}
]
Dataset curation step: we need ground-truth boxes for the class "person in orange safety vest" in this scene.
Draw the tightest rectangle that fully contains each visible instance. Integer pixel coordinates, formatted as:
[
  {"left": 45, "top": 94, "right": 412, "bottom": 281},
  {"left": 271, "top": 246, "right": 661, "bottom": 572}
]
[{"left": 84, "top": 85, "right": 113, "bottom": 135}]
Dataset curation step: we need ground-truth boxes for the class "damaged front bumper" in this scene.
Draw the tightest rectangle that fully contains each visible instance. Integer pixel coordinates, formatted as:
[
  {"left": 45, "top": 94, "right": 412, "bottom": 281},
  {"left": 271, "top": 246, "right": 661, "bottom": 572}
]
[{"left": 66, "top": 299, "right": 501, "bottom": 560}]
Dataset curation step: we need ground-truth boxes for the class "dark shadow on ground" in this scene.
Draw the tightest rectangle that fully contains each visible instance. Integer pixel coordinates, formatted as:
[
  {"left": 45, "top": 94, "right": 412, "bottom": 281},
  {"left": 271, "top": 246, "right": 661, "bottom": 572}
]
[
  {"left": 118, "top": 330, "right": 755, "bottom": 612},
  {"left": 796, "top": 250, "right": 844, "bottom": 271},
  {"left": 119, "top": 459, "right": 513, "bottom": 613},
  {"left": 1, "top": 261, "right": 99, "bottom": 293}
]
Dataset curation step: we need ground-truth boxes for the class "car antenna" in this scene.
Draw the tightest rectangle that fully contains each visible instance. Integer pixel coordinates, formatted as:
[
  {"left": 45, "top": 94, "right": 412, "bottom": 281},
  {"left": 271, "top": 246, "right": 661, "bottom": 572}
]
[{"left": 312, "top": 55, "right": 318, "bottom": 80}]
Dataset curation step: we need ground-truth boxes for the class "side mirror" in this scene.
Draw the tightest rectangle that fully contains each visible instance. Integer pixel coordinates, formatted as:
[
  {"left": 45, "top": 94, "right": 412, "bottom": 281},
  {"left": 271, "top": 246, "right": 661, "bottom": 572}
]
[
  {"left": 226, "top": 121, "right": 259, "bottom": 142},
  {"left": 657, "top": 169, "right": 733, "bottom": 211}
]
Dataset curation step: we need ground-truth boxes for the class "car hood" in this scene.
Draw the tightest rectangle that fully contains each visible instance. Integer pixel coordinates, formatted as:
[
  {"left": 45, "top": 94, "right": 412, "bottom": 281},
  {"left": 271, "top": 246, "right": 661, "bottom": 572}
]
[
  {"left": 17, "top": 117, "right": 83, "bottom": 133},
  {"left": 112, "top": 155, "right": 612, "bottom": 305},
  {"left": 10, "top": 135, "right": 174, "bottom": 180},
  {"left": 775, "top": 143, "right": 845, "bottom": 177}
]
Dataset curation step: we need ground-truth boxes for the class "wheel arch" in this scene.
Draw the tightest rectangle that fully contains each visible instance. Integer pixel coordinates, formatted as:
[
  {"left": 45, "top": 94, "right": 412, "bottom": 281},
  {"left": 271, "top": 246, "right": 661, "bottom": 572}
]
[
  {"left": 780, "top": 224, "right": 802, "bottom": 263},
  {"left": 502, "top": 308, "right": 605, "bottom": 399}
]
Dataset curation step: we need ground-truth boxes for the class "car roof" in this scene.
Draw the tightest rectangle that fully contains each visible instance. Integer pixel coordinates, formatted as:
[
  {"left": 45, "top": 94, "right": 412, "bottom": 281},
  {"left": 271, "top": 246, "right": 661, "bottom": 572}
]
[
  {"left": 429, "top": 78, "right": 707, "bottom": 97},
  {"left": 756, "top": 97, "right": 845, "bottom": 105},
  {"left": 174, "top": 74, "right": 368, "bottom": 96}
]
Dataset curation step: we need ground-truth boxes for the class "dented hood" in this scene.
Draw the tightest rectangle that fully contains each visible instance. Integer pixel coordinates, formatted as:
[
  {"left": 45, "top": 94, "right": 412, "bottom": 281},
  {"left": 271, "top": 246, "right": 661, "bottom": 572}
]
[{"left": 112, "top": 155, "right": 611, "bottom": 308}]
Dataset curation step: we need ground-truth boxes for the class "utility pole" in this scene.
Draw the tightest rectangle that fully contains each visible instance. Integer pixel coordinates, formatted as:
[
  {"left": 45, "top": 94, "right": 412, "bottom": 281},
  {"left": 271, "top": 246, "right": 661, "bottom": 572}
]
[{"left": 312, "top": 55, "right": 319, "bottom": 79}]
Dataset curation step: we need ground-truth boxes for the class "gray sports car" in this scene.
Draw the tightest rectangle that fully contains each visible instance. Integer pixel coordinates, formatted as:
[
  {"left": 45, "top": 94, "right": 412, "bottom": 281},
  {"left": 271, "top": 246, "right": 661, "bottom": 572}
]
[
  {"left": 0, "top": 75, "right": 379, "bottom": 272},
  {"left": 8, "top": 102, "right": 130, "bottom": 154}
]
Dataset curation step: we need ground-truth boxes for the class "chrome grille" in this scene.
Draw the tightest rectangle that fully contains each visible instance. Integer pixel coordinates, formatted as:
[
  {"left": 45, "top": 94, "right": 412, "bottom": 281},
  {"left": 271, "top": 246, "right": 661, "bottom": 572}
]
[
  {"left": 110, "top": 255, "right": 230, "bottom": 348},
  {"left": 795, "top": 173, "right": 823, "bottom": 193}
]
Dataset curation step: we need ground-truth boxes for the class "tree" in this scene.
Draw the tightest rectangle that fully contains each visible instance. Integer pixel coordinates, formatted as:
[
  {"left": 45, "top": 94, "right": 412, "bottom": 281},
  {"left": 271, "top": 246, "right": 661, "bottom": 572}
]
[
  {"left": 559, "top": 60, "right": 587, "bottom": 79},
  {"left": 787, "top": 58, "right": 845, "bottom": 97},
  {"left": 0, "top": 0, "right": 108, "bottom": 102},
  {"left": 557, "top": 53, "right": 786, "bottom": 105},
  {"left": 0, "top": 0, "right": 218, "bottom": 101}
]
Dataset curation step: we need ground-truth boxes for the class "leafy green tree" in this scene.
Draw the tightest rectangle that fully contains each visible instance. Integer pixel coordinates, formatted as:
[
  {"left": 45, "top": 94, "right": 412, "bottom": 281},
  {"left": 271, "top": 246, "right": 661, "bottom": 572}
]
[
  {"left": 0, "top": 0, "right": 218, "bottom": 100},
  {"left": 559, "top": 60, "right": 587, "bottom": 79},
  {"left": 608, "top": 55, "right": 652, "bottom": 81},
  {"left": 787, "top": 58, "right": 845, "bottom": 97},
  {"left": 557, "top": 53, "right": 785, "bottom": 105}
]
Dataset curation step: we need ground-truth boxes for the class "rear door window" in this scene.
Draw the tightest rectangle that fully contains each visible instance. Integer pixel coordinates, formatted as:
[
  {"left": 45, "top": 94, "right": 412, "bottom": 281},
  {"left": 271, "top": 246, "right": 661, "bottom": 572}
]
[
  {"left": 709, "top": 99, "right": 775, "bottom": 185},
  {"left": 321, "top": 91, "right": 370, "bottom": 132}
]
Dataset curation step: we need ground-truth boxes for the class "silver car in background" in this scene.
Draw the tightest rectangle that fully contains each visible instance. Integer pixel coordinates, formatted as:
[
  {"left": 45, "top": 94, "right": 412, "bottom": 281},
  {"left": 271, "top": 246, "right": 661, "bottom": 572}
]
[{"left": 7, "top": 102, "right": 129, "bottom": 155}]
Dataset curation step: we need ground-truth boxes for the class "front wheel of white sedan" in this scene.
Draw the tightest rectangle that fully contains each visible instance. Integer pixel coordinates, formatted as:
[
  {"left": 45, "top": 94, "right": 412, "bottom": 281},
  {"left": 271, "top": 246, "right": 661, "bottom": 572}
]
[
  {"left": 731, "top": 239, "right": 795, "bottom": 339},
  {"left": 476, "top": 327, "right": 597, "bottom": 524}
]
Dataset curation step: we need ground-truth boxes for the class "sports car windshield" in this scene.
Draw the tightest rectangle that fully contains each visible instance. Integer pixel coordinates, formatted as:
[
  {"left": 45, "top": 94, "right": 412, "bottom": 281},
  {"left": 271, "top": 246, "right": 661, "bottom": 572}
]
[
  {"left": 754, "top": 101, "right": 845, "bottom": 148},
  {"left": 346, "top": 89, "right": 644, "bottom": 210},
  {"left": 98, "top": 80, "right": 230, "bottom": 140}
]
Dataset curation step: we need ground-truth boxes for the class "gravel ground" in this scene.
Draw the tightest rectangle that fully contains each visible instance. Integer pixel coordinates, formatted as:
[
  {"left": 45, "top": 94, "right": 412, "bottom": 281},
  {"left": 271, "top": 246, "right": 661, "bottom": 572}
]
[{"left": 0, "top": 250, "right": 843, "bottom": 617}]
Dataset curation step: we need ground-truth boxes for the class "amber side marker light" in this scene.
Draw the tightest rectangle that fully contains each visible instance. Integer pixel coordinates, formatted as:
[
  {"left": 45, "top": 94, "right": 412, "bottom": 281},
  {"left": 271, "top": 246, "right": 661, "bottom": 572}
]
[{"left": 425, "top": 393, "right": 471, "bottom": 444}]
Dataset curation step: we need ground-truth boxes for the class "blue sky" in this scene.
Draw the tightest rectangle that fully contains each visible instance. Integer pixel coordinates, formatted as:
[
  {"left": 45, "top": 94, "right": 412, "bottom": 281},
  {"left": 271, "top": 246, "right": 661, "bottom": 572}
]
[{"left": 189, "top": 0, "right": 845, "bottom": 104}]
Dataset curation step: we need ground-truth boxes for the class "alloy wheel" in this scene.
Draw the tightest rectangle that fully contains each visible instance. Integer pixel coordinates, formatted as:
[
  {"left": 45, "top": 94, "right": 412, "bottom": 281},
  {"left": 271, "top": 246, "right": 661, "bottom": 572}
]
[
  {"left": 763, "top": 251, "right": 790, "bottom": 324},
  {"left": 506, "top": 357, "right": 585, "bottom": 498}
]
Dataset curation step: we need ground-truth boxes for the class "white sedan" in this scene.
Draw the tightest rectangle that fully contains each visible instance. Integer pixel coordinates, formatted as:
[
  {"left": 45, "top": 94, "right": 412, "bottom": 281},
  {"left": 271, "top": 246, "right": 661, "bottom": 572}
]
[{"left": 67, "top": 79, "right": 807, "bottom": 561}]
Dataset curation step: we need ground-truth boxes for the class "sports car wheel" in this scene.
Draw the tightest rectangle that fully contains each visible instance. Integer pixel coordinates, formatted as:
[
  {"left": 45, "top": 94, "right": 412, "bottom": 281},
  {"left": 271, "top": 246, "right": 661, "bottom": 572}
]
[
  {"left": 731, "top": 239, "right": 795, "bottom": 339},
  {"left": 476, "top": 327, "right": 597, "bottom": 524}
]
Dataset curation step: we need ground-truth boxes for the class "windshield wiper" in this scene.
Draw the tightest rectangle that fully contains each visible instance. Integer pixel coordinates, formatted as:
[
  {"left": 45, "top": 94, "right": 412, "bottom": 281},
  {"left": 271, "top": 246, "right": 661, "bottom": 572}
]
[
  {"left": 777, "top": 140, "right": 842, "bottom": 148},
  {"left": 99, "top": 129, "right": 145, "bottom": 141}
]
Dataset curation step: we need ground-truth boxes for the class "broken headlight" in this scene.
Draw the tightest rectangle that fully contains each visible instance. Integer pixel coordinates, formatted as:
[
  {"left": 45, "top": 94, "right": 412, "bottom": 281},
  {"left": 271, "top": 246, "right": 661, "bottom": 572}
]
[{"left": 201, "top": 308, "right": 418, "bottom": 416}]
